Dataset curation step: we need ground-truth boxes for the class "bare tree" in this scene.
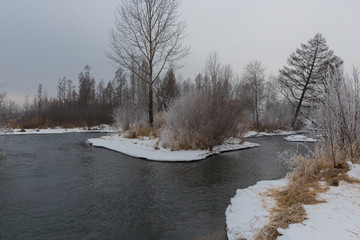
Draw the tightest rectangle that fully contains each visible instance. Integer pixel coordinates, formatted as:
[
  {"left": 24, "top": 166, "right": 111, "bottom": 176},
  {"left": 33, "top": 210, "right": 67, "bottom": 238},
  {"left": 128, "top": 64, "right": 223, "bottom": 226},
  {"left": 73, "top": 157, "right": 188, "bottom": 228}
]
[
  {"left": 313, "top": 68, "right": 360, "bottom": 166},
  {"left": 277, "top": 33, "right": 342, "bottom": 126},
  {"left": 0, "top": 92, "right": 20, "bottom": 129},
  {"left": 242, "top": 60, "right": 265, "bottom": 129},
  {"left": 108, "top": 0, "right": 190, "bottom": 125}
]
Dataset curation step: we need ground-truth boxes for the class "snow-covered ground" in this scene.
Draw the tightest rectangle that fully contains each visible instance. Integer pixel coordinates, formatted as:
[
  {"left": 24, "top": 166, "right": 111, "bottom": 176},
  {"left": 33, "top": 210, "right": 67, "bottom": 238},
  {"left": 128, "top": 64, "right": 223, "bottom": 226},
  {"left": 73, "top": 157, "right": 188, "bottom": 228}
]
[
  {"left": 284, "top": 135, "right": 317, "bottom": 142},
  {"left": 226, "top": 179, "right": 287, "bottom": 240},
  {"left": 226, "top": 163, "right": 360, "bottom": 240},
  {"left": 87, "top": 135, "right": 259, "bottom": 161},
  {"left": 1, "top": 125, "right": 117, "bottom": 135},
  {"left": 244, "top": 130, "right": 299, "bottom": 138}
]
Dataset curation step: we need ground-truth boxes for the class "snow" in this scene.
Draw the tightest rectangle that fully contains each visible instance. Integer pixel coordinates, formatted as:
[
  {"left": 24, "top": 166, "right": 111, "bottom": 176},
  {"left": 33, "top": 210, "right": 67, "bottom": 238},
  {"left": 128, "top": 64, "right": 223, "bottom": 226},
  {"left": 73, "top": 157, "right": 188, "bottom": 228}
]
[
  {"left": 244, "top": 130, "right": 299, "bottom": 138},
  {"left": 87, "top": 135, "right": 260, "bottom": 162},
  {"left": 226, "top": 163, "right": 360, "bottom": 240},
  {"left": 226, "top": 179, "right": 287, "bottom": 240},
  {"left": 1, "top": 125, "right": 117, "bottom": 135},
  {"left": 284, "top": 135, "right": 317, "bottom": 142}
]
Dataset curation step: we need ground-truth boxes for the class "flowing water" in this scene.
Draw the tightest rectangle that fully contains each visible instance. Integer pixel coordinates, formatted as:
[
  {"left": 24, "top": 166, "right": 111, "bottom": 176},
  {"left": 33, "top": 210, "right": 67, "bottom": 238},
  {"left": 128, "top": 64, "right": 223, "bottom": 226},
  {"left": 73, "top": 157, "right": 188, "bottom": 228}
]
[{"left": 0, "top": 133, "right": 311, "bottom": 240}]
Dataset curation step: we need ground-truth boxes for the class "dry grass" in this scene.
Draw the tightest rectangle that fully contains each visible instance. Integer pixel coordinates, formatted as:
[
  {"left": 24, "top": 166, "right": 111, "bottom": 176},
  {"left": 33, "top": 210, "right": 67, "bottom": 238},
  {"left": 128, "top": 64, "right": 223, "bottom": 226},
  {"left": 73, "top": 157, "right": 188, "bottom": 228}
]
[
  {"left": 256, "top": 181, "right": 327, "bottom": 240},
  {"left": 255, "top": 145, "right": 360, "bottom": 240},
  {"left": 123, "top": 122, "right": 157, "bottom": 139},
  {"left": 123, "top": 114, "right": 165, "bottom": 140}
]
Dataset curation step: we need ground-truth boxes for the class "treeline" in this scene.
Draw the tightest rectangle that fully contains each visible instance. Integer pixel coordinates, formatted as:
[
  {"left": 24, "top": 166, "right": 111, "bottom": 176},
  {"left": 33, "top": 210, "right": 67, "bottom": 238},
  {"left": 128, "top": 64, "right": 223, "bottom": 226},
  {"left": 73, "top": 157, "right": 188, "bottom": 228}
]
[
  {"left": 15, "top": 64, "right": 181, "bottom": 128},
  {"left": 13, "top": 55, "right": 291, "bottom": 131}
]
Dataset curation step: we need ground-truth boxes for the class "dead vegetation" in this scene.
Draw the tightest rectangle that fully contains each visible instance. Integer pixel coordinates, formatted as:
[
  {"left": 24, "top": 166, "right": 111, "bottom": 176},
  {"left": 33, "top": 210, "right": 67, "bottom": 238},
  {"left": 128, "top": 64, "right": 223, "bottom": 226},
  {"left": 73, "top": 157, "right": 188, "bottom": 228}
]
[{"left": 256, "top": 144, "right": 360, "bottom": 240}]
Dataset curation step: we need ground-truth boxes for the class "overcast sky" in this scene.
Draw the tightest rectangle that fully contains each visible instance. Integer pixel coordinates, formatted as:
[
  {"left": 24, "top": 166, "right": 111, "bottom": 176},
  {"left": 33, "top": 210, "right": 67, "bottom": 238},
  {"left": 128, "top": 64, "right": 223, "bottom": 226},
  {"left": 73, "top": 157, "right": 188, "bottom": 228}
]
[{"left": 1, "top": 0, "right": 360, "bottom": 103}]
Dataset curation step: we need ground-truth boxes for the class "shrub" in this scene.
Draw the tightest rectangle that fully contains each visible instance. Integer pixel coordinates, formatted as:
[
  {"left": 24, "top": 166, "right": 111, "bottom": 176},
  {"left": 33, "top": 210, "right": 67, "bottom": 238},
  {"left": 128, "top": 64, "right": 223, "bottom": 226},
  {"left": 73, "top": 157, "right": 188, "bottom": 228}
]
[
  {"left": 123, "top": 113, "right": 165, "bottom": 139},
  {"left": 313, "top": 68, "right": 360, "bottom": 166},
  {"left": 113, "top": 102, "right": 146, "bottom": 132},
  {"left": 161, "top": 90, "right": 246, "bottom": 150}
]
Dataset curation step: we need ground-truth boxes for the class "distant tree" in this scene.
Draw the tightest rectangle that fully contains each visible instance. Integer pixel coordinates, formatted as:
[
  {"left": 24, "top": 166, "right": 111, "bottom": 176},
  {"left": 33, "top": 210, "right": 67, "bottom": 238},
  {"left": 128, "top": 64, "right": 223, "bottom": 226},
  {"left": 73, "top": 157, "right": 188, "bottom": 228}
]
[
  {"left": 96, "top": 79, "right": 106, "bottom": 106},
  {"left": 78, "top": 65, "right": 95, "bottom": 109},
  {"left": 108, "top": 0, "right": 190, "bottom": 125},
  {"left": 277, "top": 33, "right": 343, "bottom": 126},
  {"left": 0, "top": 92, "right": 10, "bottom": 128},
  {"left": 194, "top": 73, "right": 203, "bottom": 91},
  {"left": 57, "top": 77, "right": 67, "bottom": 115},
  {"left": 104, "top": 81, "right": 115, "bottom": 107},
  {"left": 78, "top": 65, "right": 96, "bottom": 127},
  {"left": 156, "top": 68, "right": 179, "bottom": 111},
  {"left": 113, "top": 67, "right": 127, "bottom": 106},
  {"left": 242, "top": 60, "right": 265, "bottom": 129},
  {"left": 36, "top": 83, "right": 43, "bottom": 120},
  {"left": 66, "top": 79, "right": 76, "bottom": 111}
]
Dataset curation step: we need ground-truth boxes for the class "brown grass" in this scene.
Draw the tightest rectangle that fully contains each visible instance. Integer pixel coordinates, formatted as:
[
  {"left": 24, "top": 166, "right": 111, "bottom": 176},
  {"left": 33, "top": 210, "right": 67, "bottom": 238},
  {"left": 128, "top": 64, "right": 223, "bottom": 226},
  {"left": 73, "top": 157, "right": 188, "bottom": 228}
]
[
  {"left": 123, "top": 114, "right": 165, "bottom": 140},
  {"left": 256, "top": 145, "right": 360, "bottom": 240}
]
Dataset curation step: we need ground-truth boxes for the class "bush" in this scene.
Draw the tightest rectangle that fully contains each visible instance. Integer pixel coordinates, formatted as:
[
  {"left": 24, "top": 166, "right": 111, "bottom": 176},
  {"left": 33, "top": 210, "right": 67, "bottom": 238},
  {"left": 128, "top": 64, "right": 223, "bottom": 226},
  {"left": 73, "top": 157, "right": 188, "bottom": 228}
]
[
  {"left": 313, "top": 68, "right": 360, "bottom": 165},
  {"left": 113, "top": 102, "right": 146, "bottom": 131},
  {"left": 161, "top": 90, "right": 246, "bottom": 150},
  {"left": 122, "top": 113, "right": 165, "bottom": 139}
]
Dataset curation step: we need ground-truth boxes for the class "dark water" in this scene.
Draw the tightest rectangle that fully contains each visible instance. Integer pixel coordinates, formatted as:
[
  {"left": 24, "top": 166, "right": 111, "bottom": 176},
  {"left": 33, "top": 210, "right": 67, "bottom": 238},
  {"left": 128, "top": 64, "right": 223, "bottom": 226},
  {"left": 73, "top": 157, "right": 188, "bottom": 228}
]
[{"left": 0, "top": 133, "right": 310, "bottom": 240}]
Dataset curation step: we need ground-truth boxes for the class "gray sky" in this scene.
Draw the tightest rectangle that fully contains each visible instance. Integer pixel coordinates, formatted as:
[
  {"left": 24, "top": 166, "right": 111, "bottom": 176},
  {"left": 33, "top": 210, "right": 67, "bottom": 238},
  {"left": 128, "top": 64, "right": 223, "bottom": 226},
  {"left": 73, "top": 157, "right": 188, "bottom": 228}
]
[{"left": 1, "top": 0, "right": 360, "bottom": 103}]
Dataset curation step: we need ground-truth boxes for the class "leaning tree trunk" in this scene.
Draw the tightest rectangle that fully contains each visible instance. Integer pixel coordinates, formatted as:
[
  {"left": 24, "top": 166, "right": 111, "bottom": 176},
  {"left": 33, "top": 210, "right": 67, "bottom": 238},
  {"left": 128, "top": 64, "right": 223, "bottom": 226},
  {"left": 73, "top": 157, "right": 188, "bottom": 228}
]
[{"left": 292, "top": 51, "right": 317, "bottom": 127}]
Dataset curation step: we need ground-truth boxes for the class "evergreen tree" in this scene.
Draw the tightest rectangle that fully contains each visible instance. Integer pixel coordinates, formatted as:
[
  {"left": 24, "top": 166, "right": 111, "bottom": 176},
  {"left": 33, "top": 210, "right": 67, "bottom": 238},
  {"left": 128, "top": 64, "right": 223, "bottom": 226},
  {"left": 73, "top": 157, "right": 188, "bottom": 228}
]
[{"left": 277, "top": 33, "right": 342, "bottom": 126}]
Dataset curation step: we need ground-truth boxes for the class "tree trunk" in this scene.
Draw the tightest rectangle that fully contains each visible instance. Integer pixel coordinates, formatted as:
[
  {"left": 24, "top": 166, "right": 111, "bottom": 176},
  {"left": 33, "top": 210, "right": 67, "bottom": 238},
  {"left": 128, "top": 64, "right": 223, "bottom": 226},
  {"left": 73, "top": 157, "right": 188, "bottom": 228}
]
[
  {"left": 292, "top": 48, "right": 318, "bottom": 127},
  {"left": 148, "top": 81, "right": 154, "bottom": 126},
  {"left": 255, "top": 90, "right": 259, "bottom": 129}
]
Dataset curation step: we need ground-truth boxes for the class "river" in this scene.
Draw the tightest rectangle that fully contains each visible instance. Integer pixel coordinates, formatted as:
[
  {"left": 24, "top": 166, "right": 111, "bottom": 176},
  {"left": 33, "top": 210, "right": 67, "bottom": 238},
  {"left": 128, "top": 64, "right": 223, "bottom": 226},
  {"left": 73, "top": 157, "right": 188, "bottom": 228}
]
[{"left": 0, "top": 133, "right": 310, "bottom": 240}]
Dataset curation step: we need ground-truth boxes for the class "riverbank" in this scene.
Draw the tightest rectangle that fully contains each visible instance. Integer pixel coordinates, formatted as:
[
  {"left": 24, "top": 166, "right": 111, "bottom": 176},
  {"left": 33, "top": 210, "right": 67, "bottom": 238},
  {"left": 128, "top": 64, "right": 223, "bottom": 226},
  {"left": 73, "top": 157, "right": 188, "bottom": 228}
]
[
  {"left": 1, "top": 125, "right": 116, "bottom": 135},
  {"left": 226, "top": 162, "right": 360, "bottom": 240},
  {"left": 87, "top": 135, "right": 260, "bottom": 161}
]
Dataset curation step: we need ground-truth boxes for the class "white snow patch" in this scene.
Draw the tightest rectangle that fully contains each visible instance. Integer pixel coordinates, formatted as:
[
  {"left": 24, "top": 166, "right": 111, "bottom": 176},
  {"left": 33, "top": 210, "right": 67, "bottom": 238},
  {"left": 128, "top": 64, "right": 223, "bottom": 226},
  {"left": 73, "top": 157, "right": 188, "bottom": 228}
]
[
  {"left": 347, "top": 162, "right": 360, "bottom": 180},
  {"left": 1, "top": 125, "right": 117, "bottom": 135},
  {"left": 226, "top": 163, "right": 360, "bottom": 240},
  {"left": 244, "top": 130, "right": 299, "bottom": 138},
  {"left": 284, "top": 135, "right": 317, "bottom": 142},
  {"left": 87, "top": 135, "right": 259, "bottom": 161},
  {"left": 226, "top": 179, "right": 287, "bottom": 240}
]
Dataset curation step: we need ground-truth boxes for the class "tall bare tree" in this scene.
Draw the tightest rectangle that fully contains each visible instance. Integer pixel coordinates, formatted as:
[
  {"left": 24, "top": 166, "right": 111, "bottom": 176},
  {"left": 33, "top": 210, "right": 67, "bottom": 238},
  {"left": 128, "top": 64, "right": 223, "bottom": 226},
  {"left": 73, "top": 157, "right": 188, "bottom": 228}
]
[
  {"left": 108, "top": 0, "right": 190, "bottom": 125},
  {"left": 242, "top": 60, "right": 265, "bottom": 129},
  {"left": 277, "top": 33, "right": 342, "bottom": 126}
]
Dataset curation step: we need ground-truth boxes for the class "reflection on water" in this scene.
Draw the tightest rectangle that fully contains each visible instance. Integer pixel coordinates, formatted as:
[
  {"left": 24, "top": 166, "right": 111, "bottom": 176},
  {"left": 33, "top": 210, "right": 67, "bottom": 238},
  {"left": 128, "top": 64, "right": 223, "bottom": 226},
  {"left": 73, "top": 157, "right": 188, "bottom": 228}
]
[{"left": 0, "top": 133, "right": 310, "bottom": 240}]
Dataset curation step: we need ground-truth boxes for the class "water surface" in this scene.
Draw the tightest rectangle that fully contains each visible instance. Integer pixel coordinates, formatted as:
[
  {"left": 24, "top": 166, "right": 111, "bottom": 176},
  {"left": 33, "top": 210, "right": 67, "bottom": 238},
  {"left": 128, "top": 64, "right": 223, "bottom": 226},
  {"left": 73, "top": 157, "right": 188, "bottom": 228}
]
[{"left": 0, "top": 133, "right": 310, "bottom": 239}]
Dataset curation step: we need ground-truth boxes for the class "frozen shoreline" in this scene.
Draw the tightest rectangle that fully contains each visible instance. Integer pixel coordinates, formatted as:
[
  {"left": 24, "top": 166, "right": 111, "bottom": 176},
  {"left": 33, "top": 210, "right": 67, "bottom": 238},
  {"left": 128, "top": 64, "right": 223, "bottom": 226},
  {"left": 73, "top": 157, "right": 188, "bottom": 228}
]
[
  {"left": 244, "top": 130, "right": 300, "bottom": 138},
  {"left": 226, "top": 163, "right": 360, "bottom": 240},
  {"left": 284, "top": 134, "right": 317, "bottom": 142},
  {"left": 1, "top": 125, "right": 117, "bottom": 135},
  {"left": 87, "top": 135, "right": 260, "bottom": 162}
]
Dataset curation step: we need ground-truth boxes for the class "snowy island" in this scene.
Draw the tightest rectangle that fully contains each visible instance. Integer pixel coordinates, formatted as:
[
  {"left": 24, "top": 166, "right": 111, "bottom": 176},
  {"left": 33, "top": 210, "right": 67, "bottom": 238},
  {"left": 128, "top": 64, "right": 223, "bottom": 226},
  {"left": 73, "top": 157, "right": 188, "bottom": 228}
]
[{"left": 87, "top": 135, "right": 259, "bottom": 161}]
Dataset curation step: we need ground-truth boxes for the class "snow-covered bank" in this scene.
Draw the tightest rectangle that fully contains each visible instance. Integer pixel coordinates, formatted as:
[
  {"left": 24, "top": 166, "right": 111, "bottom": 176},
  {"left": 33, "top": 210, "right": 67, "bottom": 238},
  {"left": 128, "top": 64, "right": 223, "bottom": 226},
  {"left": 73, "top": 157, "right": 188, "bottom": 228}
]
[
  {"left": 1, "top": 125, "right": 117, "bottom": 135},
  {"left": 244, "top": 130, "right": 300, "bottom": 138},
  {"left": 226, "top": 179, "right": 287, "bottom": 240},
  {"left": 87, "top": 135, "right": 259, "bottom": 162},
  {"left": 226, "top": 163, "right": 360, "bottom": 240},
  {"left": 284, "top": 135, "right": 317, "bottom": 142}
]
